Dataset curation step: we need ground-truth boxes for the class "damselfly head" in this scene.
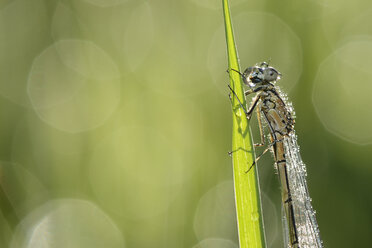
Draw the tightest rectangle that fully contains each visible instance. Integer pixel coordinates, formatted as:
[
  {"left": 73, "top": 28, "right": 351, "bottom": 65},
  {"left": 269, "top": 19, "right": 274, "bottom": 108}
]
[{"left": 242, "top": 62, "right": 281, "bottom": 88}]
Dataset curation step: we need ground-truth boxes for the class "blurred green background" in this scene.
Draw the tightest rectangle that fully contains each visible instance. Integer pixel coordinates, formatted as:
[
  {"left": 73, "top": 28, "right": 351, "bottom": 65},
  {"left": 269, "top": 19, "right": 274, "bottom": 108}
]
[{"left": 0, "top": 0, "right": 372, "bottom": 247}]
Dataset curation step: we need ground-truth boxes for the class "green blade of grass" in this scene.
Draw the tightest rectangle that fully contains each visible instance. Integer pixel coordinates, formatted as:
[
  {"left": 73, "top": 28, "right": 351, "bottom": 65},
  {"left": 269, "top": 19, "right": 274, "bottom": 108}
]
[{"left": 222, "top": 1, "right": 266, "bottom": 247}]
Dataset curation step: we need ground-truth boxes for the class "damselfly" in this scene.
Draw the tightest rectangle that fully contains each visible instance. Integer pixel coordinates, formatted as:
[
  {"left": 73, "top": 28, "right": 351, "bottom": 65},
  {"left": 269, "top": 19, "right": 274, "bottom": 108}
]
[{"left": 228, "top": 62, "right": 323, "bottom": 248}]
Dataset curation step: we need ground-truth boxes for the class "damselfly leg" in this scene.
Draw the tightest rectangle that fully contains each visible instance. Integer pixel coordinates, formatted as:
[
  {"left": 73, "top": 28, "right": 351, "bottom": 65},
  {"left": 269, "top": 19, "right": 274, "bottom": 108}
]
[{"left": 227, "top": 84, "right": 280, "bottom": 170}]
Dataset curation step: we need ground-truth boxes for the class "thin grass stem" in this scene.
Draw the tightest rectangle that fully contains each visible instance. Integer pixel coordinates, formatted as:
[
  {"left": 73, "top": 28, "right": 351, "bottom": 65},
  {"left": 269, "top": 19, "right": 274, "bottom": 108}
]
[{"left": 222, "top": 1, "right": 266, "bottom": 247}]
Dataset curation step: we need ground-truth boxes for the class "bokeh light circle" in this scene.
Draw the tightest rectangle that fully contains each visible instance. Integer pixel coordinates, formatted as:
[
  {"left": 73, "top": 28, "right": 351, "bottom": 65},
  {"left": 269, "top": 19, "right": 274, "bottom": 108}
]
[
  {"left": 313, "top": 39, "right": 372, "bottom": 144},
  {"left": 27, "top": 39, "right": 121, "bottom": 133},
  {"left": 10, "top": 199, "right": 125, "bottom": 248}
]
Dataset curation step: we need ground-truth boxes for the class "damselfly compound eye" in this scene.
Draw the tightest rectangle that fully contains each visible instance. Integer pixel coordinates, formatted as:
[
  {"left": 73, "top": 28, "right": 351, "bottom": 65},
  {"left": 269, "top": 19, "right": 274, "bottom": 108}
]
[
  {"left": 242, "top": 66, "right": 262, "bottom": 86},
  {"left": 263, "top": 67, "right": 280, "bottom": 82}
]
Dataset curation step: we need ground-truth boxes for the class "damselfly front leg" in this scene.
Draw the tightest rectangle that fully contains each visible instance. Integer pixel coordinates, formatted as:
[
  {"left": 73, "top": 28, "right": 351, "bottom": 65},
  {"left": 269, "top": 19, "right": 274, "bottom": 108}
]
[
  {"left": 228, "top": 86, "right": 259, "bottom": 134},
  {"left": 228, "top": 85, "right": 279, "bottom": 169}
]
